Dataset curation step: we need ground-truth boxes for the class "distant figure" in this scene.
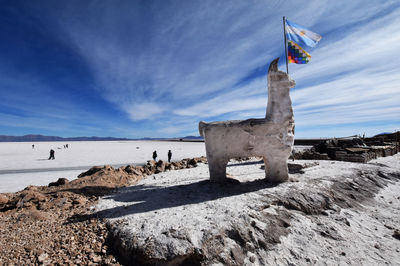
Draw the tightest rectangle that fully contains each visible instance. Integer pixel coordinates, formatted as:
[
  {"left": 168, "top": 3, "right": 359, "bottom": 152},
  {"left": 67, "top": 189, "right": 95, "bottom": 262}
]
[
  {"left": 152, "top": 150, "right": 157, "bottom": 161},
  {"left": 168, "top": 150, "right": 172, "bottom": 163},
  {"left": 48, "top": 149, "right": 55, "bottom": 160},
  {"left": 66, "top": 144, "right": 68, "bottom": 148},
  {"left": 32, "top": 144, "right": 35, "bottom": 149}
]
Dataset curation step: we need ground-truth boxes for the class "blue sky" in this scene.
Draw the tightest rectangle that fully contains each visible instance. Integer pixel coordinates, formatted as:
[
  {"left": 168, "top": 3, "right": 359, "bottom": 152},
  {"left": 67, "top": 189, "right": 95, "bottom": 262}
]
[{"left": 1, "top": 0, "right": 399, "bottom": 138}]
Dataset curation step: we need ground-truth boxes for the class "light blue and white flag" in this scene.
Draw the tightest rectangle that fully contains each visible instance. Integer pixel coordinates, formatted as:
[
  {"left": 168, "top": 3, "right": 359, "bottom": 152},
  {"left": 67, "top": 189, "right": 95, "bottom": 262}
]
[{"left": 286, "top": 19, "right": 322, "bottom": 49}]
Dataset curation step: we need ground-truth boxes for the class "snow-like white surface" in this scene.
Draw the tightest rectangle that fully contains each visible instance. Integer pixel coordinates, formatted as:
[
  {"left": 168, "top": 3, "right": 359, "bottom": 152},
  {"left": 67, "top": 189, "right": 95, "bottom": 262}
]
[
  {"left": 96, "top": 158, "right": 362, "bottom": 230},
  {"left": 0, "top": 141, "right": 206, "bottom": 193},
  {"left": 0, "top": 141, "right": 309, "bottom": 193},
  {"left": 0, "top": 170, "right": 84, "bottom": 194},
  {"left": 96, "top": 154, "right": 400, "bottom": 265}
]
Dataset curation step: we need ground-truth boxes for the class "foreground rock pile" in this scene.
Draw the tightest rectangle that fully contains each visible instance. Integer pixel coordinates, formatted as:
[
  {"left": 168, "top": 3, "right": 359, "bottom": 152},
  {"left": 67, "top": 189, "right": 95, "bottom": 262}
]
[
  {"left": 0, "top": 192, "right": 118, "bottom": 265},
  {"left": 0, "top": 156, "right": 206, "bottom": 265}
]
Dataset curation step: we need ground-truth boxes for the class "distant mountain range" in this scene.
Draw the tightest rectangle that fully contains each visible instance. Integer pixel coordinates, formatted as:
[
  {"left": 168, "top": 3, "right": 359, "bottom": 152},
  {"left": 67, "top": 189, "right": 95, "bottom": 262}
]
[
  {"left": 2, "top": 132, "right": 397, "bottom": 143},
  {"left": 0, "top": 134, "right": 204, "bottom": 142}
]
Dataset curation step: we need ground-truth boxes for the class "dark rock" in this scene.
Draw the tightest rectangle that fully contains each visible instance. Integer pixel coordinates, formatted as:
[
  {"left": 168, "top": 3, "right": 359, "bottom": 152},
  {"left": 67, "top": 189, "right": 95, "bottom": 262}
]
[
  {"left": 274, "top": 190, "right": 332, "bottom": 215},
  {"left": 147, "top": 160, "right": 156, "bottom": 168},
  {"left": 155, "top": 160, "right": 166, "bottom": 173},
  {"left": 393, "top": 230, "right": 400, "bottom": 240},
  {"left": 49, "top": 178, "right": 69, "bottom": 187},
  {"left": 143, "top": 165, "right": 154, "bottom": 175},
  {"left": 188, "top": 159, "right": 198, "bottom": 167},
  {"left": 78, "top": 166, "right": 104, "bottom": 178}
]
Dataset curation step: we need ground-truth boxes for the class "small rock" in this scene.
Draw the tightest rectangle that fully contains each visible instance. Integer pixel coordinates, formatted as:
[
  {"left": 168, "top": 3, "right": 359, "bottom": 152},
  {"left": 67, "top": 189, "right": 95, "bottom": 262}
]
[
  {"left": 345, "top": 219, "right": 351, "bottom": 227},
  {"left": 22, "top": 210, "right": 50, "bottom": 221},
  {"left": 321, "top": 210, "right": 329, "bottom": 216},
  {"left": 230, "top": 246, "right": 245, "bottom": 265},
  {"left": 37, "top": 252, "right": 49, "bottom": 263},
  {"left": 72, "top": 197, "right": 87, "bottom": 205},
  {"left": 374, "top": 243, "right": 380, "bottom": 249},
  {"left": 0, "top": 194, "right": 9, "bottom": 205},
  {"left": 384, "top": 224, "right": 394, "bottom": 230},
  {"left": 188, "top": 158, "right": 198, "bottom": 167},
  {"left": 89, "top": 253, "right": 102, "bottom": 263},
  {"left": 48, "top": 178, "right": 69, "bottom": 187},
  {"left": 393, "top": 230, "right": 400, "bottom": 240}
]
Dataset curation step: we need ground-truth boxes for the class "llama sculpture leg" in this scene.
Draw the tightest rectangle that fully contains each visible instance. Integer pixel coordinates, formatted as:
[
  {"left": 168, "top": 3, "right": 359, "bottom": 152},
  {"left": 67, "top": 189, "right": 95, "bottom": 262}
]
[
  {"left": 203, "top": 138, "right": 229, "bottom": 182},
  {"left": 199, "top": 58, "right": 295, "bottom": 183},
  {"left": 264, "top": 155, "right": 289, "bottom": 183},
  {"left": 207, "top": 156, "right": 228, "bottom": 182}
]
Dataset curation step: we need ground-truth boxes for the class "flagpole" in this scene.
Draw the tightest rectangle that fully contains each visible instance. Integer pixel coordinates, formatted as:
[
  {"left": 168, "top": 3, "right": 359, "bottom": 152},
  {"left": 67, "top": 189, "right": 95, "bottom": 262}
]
[{"left": 283, "top": 16, "right": 289, "bottom": 74}]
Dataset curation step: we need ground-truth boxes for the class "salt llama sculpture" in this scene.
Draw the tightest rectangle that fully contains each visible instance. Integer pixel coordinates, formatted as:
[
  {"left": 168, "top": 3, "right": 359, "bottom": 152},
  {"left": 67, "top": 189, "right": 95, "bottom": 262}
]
[{"left": 199, "top": 58, "right": 295, "bottom": 183}]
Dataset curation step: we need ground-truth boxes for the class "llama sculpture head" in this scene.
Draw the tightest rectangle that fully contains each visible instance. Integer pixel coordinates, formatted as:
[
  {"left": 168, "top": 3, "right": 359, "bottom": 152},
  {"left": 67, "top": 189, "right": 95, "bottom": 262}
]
[{"left": 266, "top": 58, "right": 296, "bottom": 122}]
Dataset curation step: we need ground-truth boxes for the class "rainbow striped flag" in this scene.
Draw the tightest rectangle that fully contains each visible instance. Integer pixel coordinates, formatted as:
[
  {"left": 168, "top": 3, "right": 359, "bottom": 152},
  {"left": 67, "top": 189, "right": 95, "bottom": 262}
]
[{"left": 288, "top": 40, "right": 310, "bottom": 64}]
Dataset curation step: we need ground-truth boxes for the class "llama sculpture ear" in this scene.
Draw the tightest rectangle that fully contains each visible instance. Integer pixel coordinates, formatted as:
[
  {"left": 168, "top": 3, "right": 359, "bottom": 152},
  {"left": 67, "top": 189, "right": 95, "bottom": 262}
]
[{"left": 268, "top": 58, "right": 279, "bottom": 73}]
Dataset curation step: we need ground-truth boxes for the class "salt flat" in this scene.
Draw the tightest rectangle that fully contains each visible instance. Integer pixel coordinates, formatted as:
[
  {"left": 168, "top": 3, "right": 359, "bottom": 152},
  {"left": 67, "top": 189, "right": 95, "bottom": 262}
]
[
  {"left": 96, "top": 154, "right": 400, "bottom": 265},
  {"left": 0, "top": 141, "right": 206, "bottom": 193}
]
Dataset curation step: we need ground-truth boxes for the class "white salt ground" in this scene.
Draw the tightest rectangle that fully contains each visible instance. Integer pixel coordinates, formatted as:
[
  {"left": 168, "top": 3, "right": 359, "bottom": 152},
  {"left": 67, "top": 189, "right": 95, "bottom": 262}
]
[
  {"left": 265, "top": 181, "right": 400, "bottom": 265},
  {"left": 96, "top": 154, "right": 400, "bottom": 265},
  {"left": 0, "top": 141, "right": 310, "bottom": 193},
  {"left": 0, "top": 140, "right": 206, "bottom": 193}
]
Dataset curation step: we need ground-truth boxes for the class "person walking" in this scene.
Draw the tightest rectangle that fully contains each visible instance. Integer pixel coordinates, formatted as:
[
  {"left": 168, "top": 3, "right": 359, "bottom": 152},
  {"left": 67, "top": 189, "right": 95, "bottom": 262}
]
[
  {"left": 48, "top": 149, "right": 55, "bottom": 160},
  {"left": 168, "top": 150, "right": 172, "bottom": 163},
  {"left": 152, "top": 150, "right": 157, "bottom": 161}
]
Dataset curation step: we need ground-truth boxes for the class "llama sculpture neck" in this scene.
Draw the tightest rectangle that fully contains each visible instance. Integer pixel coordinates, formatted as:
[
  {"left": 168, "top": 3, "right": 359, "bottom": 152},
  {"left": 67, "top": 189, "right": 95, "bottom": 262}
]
[{"left": 265, "top": 59, "right": 295, "bottom": 123}]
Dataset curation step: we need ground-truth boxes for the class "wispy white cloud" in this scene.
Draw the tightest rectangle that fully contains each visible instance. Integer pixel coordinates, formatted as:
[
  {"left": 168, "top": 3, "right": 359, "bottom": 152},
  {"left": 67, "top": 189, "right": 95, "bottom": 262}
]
[
  {"left": 124, "top": 102, "right": 165, "bottom": 120},
  {"left": 174, "top": 76, "right": 268, "bottom": 117},
  {"left": 40, "top": 0, "right": 400, "bottom": 137},
  {"left": 54, "top": 1, "right": 317, "bottom": 118},
  {"left": 289, "top": 6, "right": 400, "bottom": 137}
]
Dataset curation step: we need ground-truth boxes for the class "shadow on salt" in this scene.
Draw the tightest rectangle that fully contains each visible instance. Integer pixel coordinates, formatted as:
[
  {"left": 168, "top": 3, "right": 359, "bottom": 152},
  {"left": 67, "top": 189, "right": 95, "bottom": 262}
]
[{"left": 76, "top": 177, "right": 281, "bottom": 221}]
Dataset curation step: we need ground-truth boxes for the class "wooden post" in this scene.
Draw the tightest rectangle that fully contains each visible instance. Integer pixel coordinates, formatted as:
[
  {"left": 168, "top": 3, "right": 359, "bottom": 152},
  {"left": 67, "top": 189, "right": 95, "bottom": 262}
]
[{"left": 283, "top": 16, "right": 289, "bottom": 74}]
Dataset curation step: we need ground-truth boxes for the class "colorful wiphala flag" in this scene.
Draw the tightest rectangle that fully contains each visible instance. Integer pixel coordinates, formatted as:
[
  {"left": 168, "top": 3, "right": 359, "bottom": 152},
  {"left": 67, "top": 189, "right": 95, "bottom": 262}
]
[
  {"left": 287, "top": 40, "right": 310, "bottom": 64},
  {"left": 285, "top": 19, "right": 321, "bottom": 65}
]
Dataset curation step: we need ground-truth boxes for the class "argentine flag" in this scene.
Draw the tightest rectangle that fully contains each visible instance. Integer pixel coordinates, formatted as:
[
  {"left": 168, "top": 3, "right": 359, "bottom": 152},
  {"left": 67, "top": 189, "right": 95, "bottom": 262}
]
[{"left": 286, "top": 20, "right": 322, "bottom": 49}]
